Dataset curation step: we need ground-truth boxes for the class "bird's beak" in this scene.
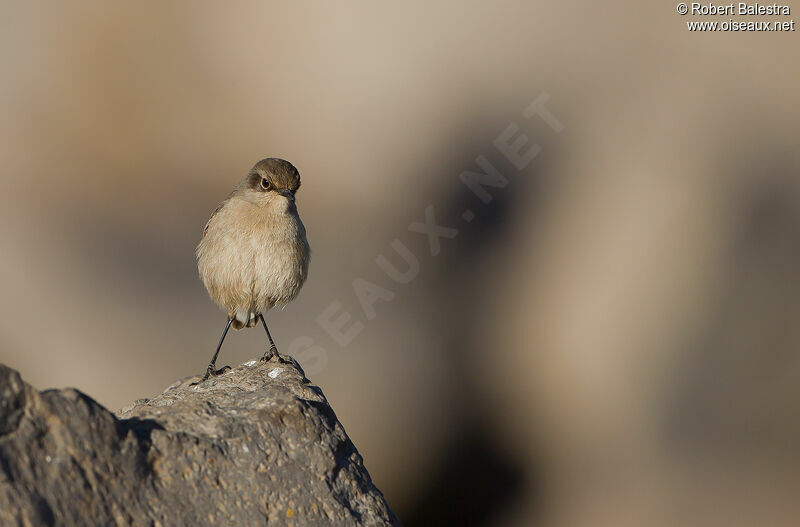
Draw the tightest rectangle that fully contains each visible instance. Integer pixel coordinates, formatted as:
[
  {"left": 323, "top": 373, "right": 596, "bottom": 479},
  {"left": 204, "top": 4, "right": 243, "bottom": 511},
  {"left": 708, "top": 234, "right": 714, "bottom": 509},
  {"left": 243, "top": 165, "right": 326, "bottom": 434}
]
[{"left": 279, "top": 190, "right": 295, "bottom": 202}]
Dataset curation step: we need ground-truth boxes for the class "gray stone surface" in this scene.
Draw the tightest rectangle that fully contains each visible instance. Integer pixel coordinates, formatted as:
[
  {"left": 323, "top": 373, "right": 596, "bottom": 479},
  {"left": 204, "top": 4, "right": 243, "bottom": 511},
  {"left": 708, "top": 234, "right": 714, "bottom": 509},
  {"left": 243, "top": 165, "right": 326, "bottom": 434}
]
[{"left": 0, "top": 358, "right": 400, "bottom": 526}]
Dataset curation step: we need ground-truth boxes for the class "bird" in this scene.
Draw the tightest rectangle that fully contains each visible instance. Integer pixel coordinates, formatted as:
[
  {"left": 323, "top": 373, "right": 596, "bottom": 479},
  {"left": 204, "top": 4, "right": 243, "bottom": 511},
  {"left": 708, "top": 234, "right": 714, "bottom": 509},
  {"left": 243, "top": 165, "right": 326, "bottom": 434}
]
[{"left": 196, "top": 158, "right": 310, "bottom": 381}]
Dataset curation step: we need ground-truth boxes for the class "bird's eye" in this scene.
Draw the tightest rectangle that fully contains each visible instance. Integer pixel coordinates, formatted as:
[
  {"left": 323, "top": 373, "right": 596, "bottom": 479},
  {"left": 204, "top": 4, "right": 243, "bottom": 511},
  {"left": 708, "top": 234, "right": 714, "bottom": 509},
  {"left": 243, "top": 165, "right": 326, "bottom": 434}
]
[{"left": 260, "top": 178, "right": 271, "bottom": 190}]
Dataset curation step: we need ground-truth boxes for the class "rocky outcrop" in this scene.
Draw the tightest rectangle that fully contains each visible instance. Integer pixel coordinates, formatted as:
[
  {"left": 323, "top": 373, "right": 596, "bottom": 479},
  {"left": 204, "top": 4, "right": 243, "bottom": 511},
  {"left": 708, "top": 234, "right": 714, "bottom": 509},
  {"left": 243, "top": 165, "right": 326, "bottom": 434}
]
[{"left": 0, "top": 358, "right": 400, "bottom": 526}]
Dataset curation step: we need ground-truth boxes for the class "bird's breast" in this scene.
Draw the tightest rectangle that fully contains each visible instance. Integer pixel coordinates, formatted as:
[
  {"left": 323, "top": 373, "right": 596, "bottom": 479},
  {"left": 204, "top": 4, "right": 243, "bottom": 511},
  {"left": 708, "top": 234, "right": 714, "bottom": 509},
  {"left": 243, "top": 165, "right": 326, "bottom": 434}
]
[
  {"left": 197, "top": 198, "right": 310, "bottom": 312},
  {"left": 250, "top": 209, "right": 310, "bottom": 306}
]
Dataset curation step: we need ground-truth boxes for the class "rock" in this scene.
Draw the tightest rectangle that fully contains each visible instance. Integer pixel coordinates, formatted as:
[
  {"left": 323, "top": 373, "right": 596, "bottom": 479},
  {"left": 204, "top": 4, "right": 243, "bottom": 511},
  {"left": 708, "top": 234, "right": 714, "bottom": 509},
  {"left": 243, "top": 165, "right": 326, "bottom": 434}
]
[{"left": 0, "top": 359, "right": 400, "bottom": 526}]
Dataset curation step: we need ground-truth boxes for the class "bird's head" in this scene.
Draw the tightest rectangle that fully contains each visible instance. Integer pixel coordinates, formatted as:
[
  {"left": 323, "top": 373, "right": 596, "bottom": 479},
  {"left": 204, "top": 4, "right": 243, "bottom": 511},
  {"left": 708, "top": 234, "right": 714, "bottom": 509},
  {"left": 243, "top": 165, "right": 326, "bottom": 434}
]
[{"left": 239, "top": 158, "right": 301, "bottom": 210}]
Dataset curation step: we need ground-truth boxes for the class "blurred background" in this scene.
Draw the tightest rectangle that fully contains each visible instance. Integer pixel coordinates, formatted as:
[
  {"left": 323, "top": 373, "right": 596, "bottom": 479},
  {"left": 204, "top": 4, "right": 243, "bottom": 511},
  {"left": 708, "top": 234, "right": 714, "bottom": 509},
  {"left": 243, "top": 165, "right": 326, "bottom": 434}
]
[{"left": 1, "top": 1, "right": 799, "bottom": 525}]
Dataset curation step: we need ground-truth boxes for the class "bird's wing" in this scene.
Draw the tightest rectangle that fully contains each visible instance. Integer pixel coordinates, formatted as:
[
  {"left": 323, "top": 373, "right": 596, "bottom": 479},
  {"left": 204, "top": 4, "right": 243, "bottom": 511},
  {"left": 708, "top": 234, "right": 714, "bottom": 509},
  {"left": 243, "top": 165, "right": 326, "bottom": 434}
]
[{"left": 202, "top": 193, "right": 234, "bottom": 237}]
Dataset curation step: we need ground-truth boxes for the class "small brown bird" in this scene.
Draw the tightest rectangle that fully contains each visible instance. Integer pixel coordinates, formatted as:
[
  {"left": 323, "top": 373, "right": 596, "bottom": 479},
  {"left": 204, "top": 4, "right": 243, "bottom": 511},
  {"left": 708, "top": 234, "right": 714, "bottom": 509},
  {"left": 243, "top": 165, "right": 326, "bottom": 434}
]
[{"left": 196, "top": 158, "right": 310, "bottom": 381}]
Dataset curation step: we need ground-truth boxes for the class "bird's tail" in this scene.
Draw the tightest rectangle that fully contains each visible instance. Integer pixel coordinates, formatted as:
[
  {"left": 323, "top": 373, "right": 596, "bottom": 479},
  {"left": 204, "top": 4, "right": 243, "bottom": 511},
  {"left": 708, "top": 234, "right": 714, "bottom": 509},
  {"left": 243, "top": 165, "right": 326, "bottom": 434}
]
[{"left": 230, "top": 310, "right": 258, "bottom": 330}]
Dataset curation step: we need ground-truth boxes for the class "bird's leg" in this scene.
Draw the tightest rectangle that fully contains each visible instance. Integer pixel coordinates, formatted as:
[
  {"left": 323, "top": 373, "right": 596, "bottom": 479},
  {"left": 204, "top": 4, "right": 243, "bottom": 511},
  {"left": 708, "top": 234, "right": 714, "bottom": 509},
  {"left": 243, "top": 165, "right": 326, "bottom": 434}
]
[
  {"left": 259, "top": 314, "right": 290, "bottom": 363},
  {"left": 199, "top": 318, "right": 234, "bottom": 382}
]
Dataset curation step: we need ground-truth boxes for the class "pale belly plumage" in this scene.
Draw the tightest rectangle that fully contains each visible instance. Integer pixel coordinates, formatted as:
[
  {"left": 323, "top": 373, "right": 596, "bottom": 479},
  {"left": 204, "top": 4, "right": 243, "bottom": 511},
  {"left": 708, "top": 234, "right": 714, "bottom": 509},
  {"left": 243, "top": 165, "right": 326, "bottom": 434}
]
[{"left": 197, "top": 196, "right": 310, "bottom": 329}]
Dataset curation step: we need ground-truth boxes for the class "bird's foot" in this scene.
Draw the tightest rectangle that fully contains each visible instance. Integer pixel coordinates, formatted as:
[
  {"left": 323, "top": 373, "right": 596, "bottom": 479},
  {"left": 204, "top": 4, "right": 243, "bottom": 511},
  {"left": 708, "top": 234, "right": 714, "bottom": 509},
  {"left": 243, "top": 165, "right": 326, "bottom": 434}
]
[
  {"left": 192, "top": 364, "right": 232, "bottom": 385},
  {"left": 260, "top": 345, "right": 292, "bottom": 364}
]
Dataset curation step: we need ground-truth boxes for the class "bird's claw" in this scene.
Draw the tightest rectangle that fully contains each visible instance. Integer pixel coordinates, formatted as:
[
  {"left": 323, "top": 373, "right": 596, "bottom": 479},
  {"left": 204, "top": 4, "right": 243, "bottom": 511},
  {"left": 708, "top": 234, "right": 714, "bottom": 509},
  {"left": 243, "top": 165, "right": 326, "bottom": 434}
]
[
  {"left": 193, "top": 365, "right": 232, "bottom": 385},
  {"left": 260, "top": 346, "right": 291, "bottom": 364}
]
